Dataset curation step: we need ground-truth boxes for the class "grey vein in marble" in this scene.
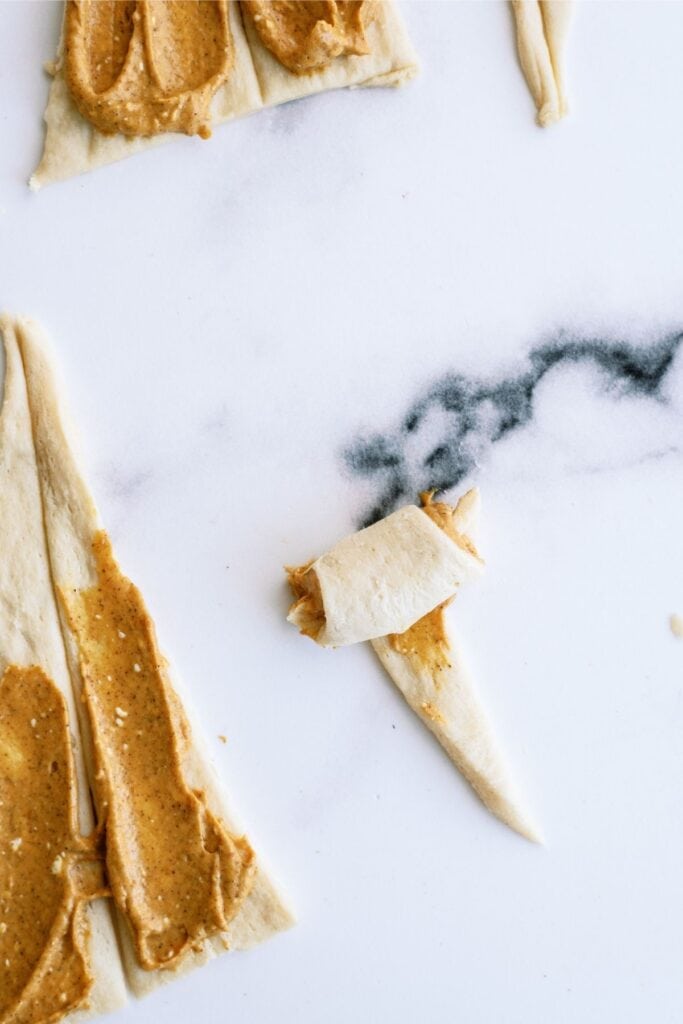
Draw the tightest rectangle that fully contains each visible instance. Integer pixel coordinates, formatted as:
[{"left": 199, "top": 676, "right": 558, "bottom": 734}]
[{"left": 344, "top": 332, "right": 683, "bottom": 525}]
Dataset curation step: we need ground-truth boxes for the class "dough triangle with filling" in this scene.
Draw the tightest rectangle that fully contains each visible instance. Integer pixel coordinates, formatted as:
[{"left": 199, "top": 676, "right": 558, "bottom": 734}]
[
  {"left": 1, "top": 315, "right": 294, "bottom": 1005},
  {"left": 31, "top": 1, "right": 418, "bottom": 189}
]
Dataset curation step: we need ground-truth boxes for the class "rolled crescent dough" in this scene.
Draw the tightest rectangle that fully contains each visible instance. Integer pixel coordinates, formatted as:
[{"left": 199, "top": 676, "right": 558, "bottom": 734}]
[
  {"left": 0, "top": 318, "right": 127, "bottom": 1020},
  {"left": 31, "top": 0, "right": 418, "bottom": 189},
  {"left": 1, "top": 315, "right": 294, "bottom": 998},
  {"left": 287, "top": 489, "right": 538, "bottom": 841},
  {"left": 289, "top": 504, "right": 482, "bottom": 647}
]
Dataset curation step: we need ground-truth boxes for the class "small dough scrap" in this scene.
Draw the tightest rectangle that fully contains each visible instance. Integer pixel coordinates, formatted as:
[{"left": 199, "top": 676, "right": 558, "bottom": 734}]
[{"left": 511, "top": 0, "right": 572, "bottom": 126}]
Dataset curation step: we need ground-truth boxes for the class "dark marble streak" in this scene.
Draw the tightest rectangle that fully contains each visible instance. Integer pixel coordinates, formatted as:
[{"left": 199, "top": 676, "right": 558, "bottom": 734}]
[{"left": 344, "top": 331, "right": 683, "bottom": 526}]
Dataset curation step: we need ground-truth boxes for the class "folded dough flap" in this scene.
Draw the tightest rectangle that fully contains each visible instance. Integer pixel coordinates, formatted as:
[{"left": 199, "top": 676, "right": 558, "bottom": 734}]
[
  {"left": 372, "top": 607, "right": 539, "bottom": 843},
  {"left": 8, "top": 315, "right": 293, "bottom": 996},
  {"left": 288, "top": 502, "right": 482, "bottom": 648},
  {"left": 0, "top": 315, "right": 127, "bottom": 1021}
]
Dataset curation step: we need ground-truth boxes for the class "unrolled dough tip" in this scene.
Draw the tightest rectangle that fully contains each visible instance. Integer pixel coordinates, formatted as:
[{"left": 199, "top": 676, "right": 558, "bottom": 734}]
[
  {"left": 520, "top": 822, "right": 544, "bottom": 846},
  {"left": 492, "top": 796, "right": 542, "bottom": 844},
  {"left": 536, "top": 103, "right": 562, "bottom": 128},
  {"left": 504, "top": 811, "right": 543, "bottom": 844}
]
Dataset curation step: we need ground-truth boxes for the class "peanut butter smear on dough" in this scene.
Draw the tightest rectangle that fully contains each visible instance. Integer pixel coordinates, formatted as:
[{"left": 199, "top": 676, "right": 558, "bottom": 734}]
[
  {"left": 389, "top": 494, "right": 480, "bottom": 678},
  {"left": 419, "top": 491, "right": 480, "bottom": 561},
  {"left": 243, "top": 1, "right": 370, "bottom": 74},
  {"left": 63, "top": 0, "right": 233, "bottom": 139},
  {"left": 285, "top": 561, "right": 325, "bottom": 642},
  {"left": 0, "top": 666, "right": 106, "bottom": 1024},
  {"left": 286, "top": 495, "right": 481, "bottom": 643},
  {"left": 389, "top": 603, "right": 453, "bottom": 681},
  {"left": 60, "top": 532, "right": 255, "bottom": 971}
]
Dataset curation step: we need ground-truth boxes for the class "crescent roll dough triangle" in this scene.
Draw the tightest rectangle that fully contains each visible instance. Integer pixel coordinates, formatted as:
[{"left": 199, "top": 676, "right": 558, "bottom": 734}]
[
  {"left": 0, "top": 317, "right": 126, "bottom": 1021},
  {"left": 372, "top": 613, "right": 539, "bottom": 842},
  {"left": 31, "top": 1, "right": 418, "bottom": 189},
  {"left": 4, "top": 315, "right": 293, "bottom": 998}
]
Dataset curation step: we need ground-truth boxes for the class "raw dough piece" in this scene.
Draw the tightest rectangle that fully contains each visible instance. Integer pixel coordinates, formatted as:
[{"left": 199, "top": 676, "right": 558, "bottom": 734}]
[
  {"left": 372, "top": 609, "right": 538, "bottom": 842},
  {"left": 511, "top": 0, "right": 572, "bottom": 126},
  {"left": 287, "top": 490, "right": 538, "bottom": 840},
  {"left": 31, "top": 0, "right": 418, "bottom": 188},
  {"left": 0, "top": 318, "right": 126, "bottom": 1022},
  {"left": 242, "top": 1, "right": 371, "bottom": 74},
  {"left": 1, "top": 315, "right": 294, "bottom": 997},
  {"left": 241, "top": 0, "right": 417, "bottom": 105},
  {"left": 287, "top": 504, "right": 482, "bottom": 647}
]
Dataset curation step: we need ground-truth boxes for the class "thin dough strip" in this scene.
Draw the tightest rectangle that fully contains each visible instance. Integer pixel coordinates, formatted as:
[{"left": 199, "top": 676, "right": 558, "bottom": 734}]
[
  {"left": 511, "top": 0, "right": 572, "bottom": 126},
  {"left": 372, "top": 613, "right": 539, "bottom": 842},
  {"left": 0, "top": 316, "right": 126, "bottom": 1022}
]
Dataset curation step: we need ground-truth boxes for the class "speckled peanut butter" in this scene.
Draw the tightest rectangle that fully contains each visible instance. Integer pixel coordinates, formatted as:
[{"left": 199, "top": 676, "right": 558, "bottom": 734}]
[
  {"left": 286, "top": 495, "right": 479, "bottom": 643},
  {"left": 389, "top": 603, "right": 452, "bottom": 681},
  {"left": 285, "top": 560, "right": 325, "bottom": 642},
  {"left": 243, "top": 1, "right": 370, "bottom": 74},
  {"left": 60, "top": 532, "right": 254, "bottom": 971},
  {"left": 419, "top": 491, "right": 480, "bottom": 560},
  {"left": 389, "top": 494, "right": 479, "bottom": 677},
  {"left": 63, "top": 0, "right": 233, "bottom": 139},
  {"left": 0, "top": 665, "right": 106, "bottom": 1024}
]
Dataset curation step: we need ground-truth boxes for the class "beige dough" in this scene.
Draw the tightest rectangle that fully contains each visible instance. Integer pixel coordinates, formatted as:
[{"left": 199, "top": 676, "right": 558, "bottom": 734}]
[
  {"left": 0, "top": 314, "right": 294, "bottom": 998},
  {"left": 511, "top": 0, "right": 572, "bottom": 126},
  {"left": 31, "top": 0, "right": 418, "bottom": 188},
  {"left": 0, "top": 317, "right": 127, "bottom": 1021},
  {"left": 372, "top": 621, "right": 539, "bottom": 842},
  {"left": 287, "top": 489, "right": 538, "bottom": 840},
  {"left": 374, "top": 491, "right": 539, "bottom": 841},
  {"left": 288, "top": 503, "right": 482, "bottom": 647}
]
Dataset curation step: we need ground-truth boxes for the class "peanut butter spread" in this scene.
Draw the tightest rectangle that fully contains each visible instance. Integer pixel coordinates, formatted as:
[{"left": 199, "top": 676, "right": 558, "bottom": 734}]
[
  {"left": 419, "top": 701, "right": 446, "bottom": 726},
  {"left": 243, "top": 1, "right": 371, "bottom": 74},
  {"left": 419, "top": 491, "right": 480, "bottom": 561},
  {"left": 389, "top": 603, "right": 452, "bottom": 681},
  {"left": 63, "top": 0, "right": 233, "bottom": 139},
  {"left": 388, "top": 495, "right": 481, "bottom": 678},
  {"left": 285, "top": 560, "right": 325, "bottom": 642},
  {"left": 60, "top": 532, "right": 254, "bottom": 971},
  {"left": 0, "top": 665, "right": 106, "bottom": 1024}
]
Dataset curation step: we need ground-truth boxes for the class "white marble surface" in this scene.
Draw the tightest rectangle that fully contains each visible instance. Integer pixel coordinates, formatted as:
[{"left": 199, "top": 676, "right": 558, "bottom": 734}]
[{"left": 2, "top": 2, "right": 683, "bottom": 1021}]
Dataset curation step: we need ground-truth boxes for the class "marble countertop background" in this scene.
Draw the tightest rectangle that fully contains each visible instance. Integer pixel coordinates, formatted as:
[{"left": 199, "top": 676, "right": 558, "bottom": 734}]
[{"left": 2, "top": 3, "right": 683, "bottom": 1022}]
